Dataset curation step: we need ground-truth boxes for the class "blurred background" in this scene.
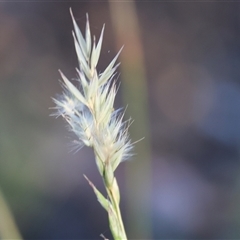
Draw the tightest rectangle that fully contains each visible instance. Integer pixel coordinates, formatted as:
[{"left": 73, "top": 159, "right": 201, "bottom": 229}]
[{"left": 1, "top": 1, "right": 240, "bottom": 239}]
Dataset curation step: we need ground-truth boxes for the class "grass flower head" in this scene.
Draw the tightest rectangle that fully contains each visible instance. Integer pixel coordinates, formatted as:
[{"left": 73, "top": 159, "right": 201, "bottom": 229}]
[
  {"left": 51, "top": 9, "right": 132, "bottom": 239},
  {"left": 51, "top": 10, "right": 133, "bottom": 175}
]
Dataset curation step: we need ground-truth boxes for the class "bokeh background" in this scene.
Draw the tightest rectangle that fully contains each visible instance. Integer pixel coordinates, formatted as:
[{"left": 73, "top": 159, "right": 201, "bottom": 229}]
[{"left": 1, "top": 1, "right": 240, "bottom": 239}]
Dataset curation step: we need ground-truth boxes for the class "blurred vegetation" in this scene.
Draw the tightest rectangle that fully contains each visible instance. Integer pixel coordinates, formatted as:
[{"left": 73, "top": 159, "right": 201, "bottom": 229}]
[{"left": 1, "top": 1, "right": 240, "bottom": 239}]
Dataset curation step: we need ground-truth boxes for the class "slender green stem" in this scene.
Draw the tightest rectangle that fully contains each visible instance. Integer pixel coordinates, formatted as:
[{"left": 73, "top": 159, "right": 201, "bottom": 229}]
[{"left": 107, "top": 185, "right": 127, "bottom": 240}]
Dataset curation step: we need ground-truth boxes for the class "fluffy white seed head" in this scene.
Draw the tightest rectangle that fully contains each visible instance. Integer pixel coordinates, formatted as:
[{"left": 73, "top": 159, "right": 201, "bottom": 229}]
[{"left": 51, "top": 10, "right": 133, "bottom": 171}]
